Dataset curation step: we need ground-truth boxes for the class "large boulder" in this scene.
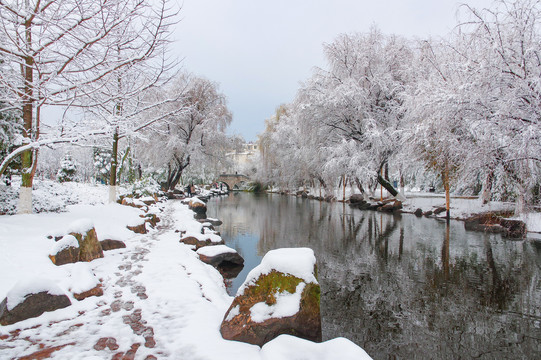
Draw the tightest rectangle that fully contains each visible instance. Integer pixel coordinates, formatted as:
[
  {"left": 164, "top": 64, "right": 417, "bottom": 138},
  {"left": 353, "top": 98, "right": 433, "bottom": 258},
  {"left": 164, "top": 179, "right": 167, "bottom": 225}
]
[
  {"left": 0, "top": 278, "right": 71, "bottom": 325},
  {"left": 220, "top": 248, "right": 321, "bottom": 347},
  {"left": 68, "top": 219, "right": 104, "bottom": 262},
  {"left": 49, "top": 235, "right": 80, "bottom": 265}
]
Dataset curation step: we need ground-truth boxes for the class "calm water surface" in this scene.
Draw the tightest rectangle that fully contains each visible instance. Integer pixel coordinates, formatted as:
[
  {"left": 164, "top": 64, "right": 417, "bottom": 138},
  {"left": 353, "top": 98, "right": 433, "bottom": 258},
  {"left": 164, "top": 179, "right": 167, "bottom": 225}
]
[{"left": 207, "top": 192, "right": 541, "bottom": 359}]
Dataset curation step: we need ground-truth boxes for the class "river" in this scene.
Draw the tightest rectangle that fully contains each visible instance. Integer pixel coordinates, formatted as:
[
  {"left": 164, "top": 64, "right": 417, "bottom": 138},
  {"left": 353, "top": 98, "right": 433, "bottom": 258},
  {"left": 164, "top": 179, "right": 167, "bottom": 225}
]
[{"left": 207, "top": 192, "right": 541, "bottom": 359}]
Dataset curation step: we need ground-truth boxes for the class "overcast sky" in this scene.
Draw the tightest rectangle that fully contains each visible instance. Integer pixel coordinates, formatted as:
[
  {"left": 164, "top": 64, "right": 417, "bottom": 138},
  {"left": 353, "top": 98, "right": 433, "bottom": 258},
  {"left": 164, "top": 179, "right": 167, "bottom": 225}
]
[{"left": 174, "top": 0, "right": 495, "bottom": 141}]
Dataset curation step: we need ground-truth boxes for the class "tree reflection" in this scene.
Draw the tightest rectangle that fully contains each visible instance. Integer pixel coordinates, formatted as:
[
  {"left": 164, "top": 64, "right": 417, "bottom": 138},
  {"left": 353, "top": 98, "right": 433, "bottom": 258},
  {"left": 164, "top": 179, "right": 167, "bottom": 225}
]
[{"left": 208, "top": 194, "right": 541, "bottom": 359}]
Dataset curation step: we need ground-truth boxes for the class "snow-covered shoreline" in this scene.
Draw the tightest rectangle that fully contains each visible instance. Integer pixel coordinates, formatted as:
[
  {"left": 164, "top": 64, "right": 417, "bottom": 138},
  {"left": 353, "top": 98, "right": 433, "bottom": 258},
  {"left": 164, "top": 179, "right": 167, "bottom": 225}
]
[
  {"left": 269, "top": 186, "right": 541, "bottom": 234},
  {"left": 0, "top": 184, "right": 370, "bottom": 359}
]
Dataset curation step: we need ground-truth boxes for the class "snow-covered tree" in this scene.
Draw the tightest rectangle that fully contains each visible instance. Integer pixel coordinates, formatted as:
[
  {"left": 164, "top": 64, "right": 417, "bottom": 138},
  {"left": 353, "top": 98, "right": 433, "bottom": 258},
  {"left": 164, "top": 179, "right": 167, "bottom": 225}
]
[
  {"left": 138, "top": 73, "right": 232, "bottom": 190},
  {"left": 56, "top": 153, "right": 77, "bottom": 183},
  {"left": 0, "top": 0, "right": 177, "bottom": 212}
]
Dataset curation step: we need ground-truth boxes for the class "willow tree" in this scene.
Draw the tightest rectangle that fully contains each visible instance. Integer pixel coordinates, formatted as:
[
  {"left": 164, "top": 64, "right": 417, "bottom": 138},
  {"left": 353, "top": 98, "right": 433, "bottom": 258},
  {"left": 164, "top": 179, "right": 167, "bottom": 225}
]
[{"left": 139, "top": 73, "right": 232, "bottom": 191}]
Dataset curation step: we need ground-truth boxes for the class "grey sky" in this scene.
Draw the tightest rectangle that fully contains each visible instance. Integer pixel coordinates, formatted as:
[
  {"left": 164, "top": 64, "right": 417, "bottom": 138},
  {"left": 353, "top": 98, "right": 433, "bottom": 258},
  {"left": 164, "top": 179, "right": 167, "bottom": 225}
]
[{"left": 174, "top": 0, "right": 494, "bottom": 141}]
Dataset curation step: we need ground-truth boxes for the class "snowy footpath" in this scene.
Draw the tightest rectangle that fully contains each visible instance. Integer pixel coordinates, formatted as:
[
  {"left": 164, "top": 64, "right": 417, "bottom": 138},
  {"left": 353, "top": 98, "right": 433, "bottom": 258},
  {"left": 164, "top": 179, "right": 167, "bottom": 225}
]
[{"left": 0, "top": 198, "right": 369, "bottom": 359}]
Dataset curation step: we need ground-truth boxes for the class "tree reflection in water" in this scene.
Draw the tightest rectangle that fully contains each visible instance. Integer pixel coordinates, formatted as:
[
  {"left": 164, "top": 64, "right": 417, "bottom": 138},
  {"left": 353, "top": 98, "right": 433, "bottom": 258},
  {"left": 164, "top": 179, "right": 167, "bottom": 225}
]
[{"left": 208, "top": 193, "right": 541, "bottom": 359}]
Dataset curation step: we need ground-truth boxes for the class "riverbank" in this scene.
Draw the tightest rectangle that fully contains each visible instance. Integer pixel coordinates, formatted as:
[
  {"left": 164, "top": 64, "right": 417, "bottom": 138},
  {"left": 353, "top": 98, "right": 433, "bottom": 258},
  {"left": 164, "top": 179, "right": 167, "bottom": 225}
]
[
  {"left": 0, "top": 183, "right": 369, "bottom": 359},
  {"left": 267, "top": 187, "right": 541, "bottom": 236}
]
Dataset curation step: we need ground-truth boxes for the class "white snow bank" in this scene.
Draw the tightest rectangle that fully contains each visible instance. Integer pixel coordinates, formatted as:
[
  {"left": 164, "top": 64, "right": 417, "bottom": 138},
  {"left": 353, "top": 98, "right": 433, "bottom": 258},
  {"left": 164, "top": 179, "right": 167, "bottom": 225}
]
[
  {"left": 49, "top": 235, "right": 79, "bottom": 256},
  {"left": 67, "top": 263, "right": 99, "bottom": 294},
  {"left": 196, "top": 244, "right": 237, "bottom": 257},
  {"left": 250, "top": 283, "right": 306, "bottom": 323},
  {"left": 66, "top": 218, "right": 94, "bottom": 234},
  {"left": 238, "top": 248, "right": 318, "bottom": 296},
  {"left": 6, "top": 277, "right": 66, "bottom": 311},
  {"left": 260, "top": 334, "right": 372, "bottom": 360}
]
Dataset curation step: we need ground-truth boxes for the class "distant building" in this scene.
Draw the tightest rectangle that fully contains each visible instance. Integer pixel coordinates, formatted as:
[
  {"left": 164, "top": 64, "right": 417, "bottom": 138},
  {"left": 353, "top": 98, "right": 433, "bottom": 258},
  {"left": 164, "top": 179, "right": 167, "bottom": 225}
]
[{"left": 224, "top": 142, "right": 259, "bottom": 175}]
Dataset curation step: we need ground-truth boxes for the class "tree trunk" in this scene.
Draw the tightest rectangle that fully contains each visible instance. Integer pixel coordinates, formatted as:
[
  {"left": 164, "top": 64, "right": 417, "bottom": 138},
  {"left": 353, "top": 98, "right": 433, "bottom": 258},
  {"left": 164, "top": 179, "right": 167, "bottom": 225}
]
[
  {"left": 342, "top": 175, "right": 346, "bottom": 201},
  {"left": 442, "top": 165, "right": 451, "bottom": 220},
  {"left": 481, "top": 170, "right": 494, "bottom": 205},
  {"left": 515, "top": 183, "right": 526, "bottom": 216},
  {"left": 400, "top": 171, "right": 405, "bottom": 199},
  {"left": 377, "top": 174, "right": 398, "bottom": 197},
  {"left": 18, "top": 17, "right": 35, "bottom": 214},
  {"left": 167, "top": 155, "right": 190, "bottom": 191},
  {"left": 109, "top": 128, "right": 119, "bottom": 203}
]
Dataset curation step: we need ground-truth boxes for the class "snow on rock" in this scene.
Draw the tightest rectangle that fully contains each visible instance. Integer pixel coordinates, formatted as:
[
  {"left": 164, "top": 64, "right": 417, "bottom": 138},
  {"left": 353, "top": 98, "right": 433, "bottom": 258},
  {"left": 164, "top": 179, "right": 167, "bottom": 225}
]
[
  {"left": 181, "top": 231, "right": 222, "bottom": 243},
  {"left": 180, "top": 231, "right": 225, "bottom": 250},
  {"left": 189, "top": 197, "right": 205, "bottom": 205},
  {"left": 238, "top": 247, "right": 318, "bottom": 296},
  {"left": 6, "top": 277, "right": 66, "bottom": 311},
  {"left": 196, "top": 244, "right": 244, "bottom": 273},
  {"left": 66, "top": 218, "right": 95, "bottom": 234},
  {"left": 49, "top": 235, "right": 79, "bottom": 256},
  {"left": 250, "top": 282, "right": 306, "bottom": 323},
  {"left": 260, "top": 335, "right": 372, "bottom": 360},
  {"left": 196, "top": 244, "right": 238, "bottom": 257},
  {"left": 67, "top": 263, "right": 100, "bottom": 295},
  {"left": 68, "top": 222, "right": 103, "bottom": 262},
  {"left": 221, "top": 247, "right": 321, "bottom": 346}
]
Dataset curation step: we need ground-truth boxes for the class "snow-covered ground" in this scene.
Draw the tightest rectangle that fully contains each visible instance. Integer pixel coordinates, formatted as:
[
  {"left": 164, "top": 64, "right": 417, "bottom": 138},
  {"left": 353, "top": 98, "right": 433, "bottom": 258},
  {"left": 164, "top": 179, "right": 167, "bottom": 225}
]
[{"left": 0, "top": 184, "right": 370, "bottom": 359}]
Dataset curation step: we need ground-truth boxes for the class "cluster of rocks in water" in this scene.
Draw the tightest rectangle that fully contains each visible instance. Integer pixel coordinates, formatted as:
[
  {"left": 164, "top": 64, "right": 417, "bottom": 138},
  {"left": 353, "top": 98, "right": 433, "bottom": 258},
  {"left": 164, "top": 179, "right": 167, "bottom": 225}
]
[
  {"left": 178, "top": 193, "right": 246, "bottom": 279},
  {"left": 284, "top": 190, "right": 528, "bottom": 239},
  {"left": 0, "top": 195, "right": 161, "bottom": 326},
  {"left": 464, "top": 212, "right": 527, "bottom": 238}
]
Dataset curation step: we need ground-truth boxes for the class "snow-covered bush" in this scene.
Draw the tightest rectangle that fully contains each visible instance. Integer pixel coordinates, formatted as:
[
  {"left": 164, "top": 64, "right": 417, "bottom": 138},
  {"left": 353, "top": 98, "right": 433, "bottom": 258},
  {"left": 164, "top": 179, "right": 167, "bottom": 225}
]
[
  {"left": 0, "top": 184, "right": 17, "bottom": 215},
  {"left": 119, "top": 176, "right": 161, "bottom": 198},
  {"left": 56, "top": 154, "right": 77, "bottom": 183},
  {"left": 0, "top": 178, "right": 81, "bottom": 215},
  {"left": 93, "top": 148, "right": 111, "bottom": 184}
]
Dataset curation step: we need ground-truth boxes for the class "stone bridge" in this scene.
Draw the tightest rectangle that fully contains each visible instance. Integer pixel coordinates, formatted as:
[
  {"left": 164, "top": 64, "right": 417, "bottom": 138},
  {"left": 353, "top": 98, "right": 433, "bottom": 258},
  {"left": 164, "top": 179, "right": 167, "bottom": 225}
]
[{"left": 217, "top": 174, "right": 250, "bottom": 190}]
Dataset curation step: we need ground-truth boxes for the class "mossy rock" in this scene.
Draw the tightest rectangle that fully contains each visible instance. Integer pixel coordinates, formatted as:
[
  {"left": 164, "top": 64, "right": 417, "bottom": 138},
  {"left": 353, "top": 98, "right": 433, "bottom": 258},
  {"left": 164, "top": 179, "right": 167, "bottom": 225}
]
[
  {"left": 220, "top": 269, "right": 321, "bottom": 346},
  {"left": 69, "top": 228, "right": 103, "bottom": 262}
]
